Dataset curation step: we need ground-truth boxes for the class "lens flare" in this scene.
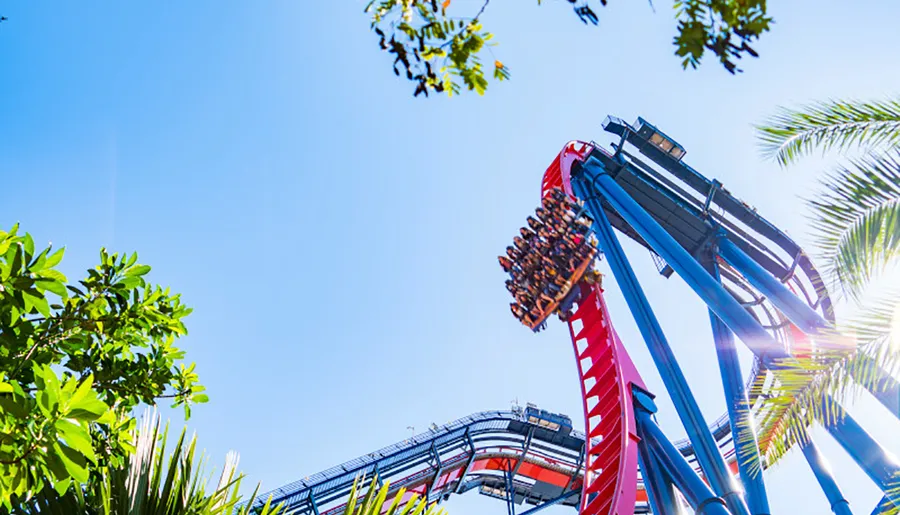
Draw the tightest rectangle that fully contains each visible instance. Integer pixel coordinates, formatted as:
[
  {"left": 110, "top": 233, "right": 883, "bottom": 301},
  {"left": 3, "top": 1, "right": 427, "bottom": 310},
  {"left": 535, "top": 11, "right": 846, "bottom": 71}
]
[{"left": 892, "top": 301, "right": 900, "bottom": 352}]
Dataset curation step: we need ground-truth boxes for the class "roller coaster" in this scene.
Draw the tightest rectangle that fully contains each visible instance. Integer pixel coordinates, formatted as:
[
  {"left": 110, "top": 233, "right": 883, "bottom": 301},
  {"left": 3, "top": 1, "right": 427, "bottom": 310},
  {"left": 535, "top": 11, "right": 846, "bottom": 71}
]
[{"left": 252, "top": 116, "right": 900, "bottom": 514}]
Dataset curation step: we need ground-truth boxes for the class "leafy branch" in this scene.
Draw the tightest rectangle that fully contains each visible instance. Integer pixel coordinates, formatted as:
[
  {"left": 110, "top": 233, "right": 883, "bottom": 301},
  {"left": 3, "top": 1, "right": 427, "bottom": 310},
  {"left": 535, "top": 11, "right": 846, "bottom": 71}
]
[
  {"left": 366, "top": 0, "right": 772, "bottom": 97},
  {"left": 674, "top": 0, "right": 771, "bottom": 74},
  {"left": 0, "top": 223, "right": 204, "bottom": 506}
]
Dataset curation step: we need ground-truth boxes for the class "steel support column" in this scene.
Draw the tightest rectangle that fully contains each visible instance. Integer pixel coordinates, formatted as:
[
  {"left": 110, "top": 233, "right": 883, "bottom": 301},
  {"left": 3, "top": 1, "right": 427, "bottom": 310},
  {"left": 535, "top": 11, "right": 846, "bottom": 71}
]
[
  {"left": 564, "top": 442, "right": 585, "bottom": 492},
  {"left": 637, "top": 423, "right": 682, "bottom": 514},
  {"left": 824, "top": 397, "right": 900, "bottom": 508},
  {"left": 309, "top": 492, "right": 321, "bottom": 515},
  {"left": 633, "top": 391, "right": 731, "bottom": 515},
  {"left": 801, "top": 438, "right": 853, "bottom": 515},
  {"left": 511, "top": 427, "right": 535, "bottom": 477},
  {"left": 708, "top": 257, "right": 771, "bottom": 515},
  {"left": 871, "top": 496, "right": 892, "bottom": 515},
  {"left": 718, "top": 237, "right": 830, "bottom": 335},
  {"left": 504, "top": 463, "right": 516, "bottom": 515},
  {"left": 427, "top": 442, "right": 444, "bottom": 500},
  {"left": 572, "top": 175, "right": 749, "bottom": 515},
  {"left": 455, "top": 428, "right": 478, "bottom": 494},
  {"left": 574, "top": 157, "right": 786, "bottom": 363},
  {"left": 372, "top": 462, "right": 383, "bottom": 488},
  {"left": 858, "top": 354, "right": 900, "bottom": 420}
]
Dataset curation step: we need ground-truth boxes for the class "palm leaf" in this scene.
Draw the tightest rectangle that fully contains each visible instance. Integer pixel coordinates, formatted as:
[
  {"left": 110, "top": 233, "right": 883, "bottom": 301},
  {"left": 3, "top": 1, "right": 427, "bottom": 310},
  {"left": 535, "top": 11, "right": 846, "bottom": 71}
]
[
  {"left": 878, "top": 475, "right": 900, "bottom": 515},
  {"left": 757, "top": 98, "right": 900, "bottom": 166},
  {"left": 806, "top": 151, "right": 900, "bottom": 300},
  {"left": 337, "top": 475, "right": 445, "bottom": 515},
  {"left": 739, "top": 289, "right": 900, "bottom": 469}
]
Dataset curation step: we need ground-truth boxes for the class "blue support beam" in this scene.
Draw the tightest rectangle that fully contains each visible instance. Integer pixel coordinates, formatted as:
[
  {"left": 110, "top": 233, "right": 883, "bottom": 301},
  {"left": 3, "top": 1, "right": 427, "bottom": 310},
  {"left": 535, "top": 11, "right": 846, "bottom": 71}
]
[
  {"left": 427, "top": 442, "right": 444, "bottom": 500},
  {"left": 858, "top": 355, "right": 900, "bottom": 420},
  {"left": 504, "top": 463, "right": 516, "bottom": 515},
  {"left": 512, "top": 427, "right": 535, "bottom": 477},
  {"left": 633, "top": 391, "right": 731, "bottom": 515},
  {"left": 372, "top": 462, "right": 383, "bottom": 488},
  {"left": 871, "top": 496, "right": 892, "bottom": 515},
  {"left": 824, "top": 398, "right": 900, "bottom": 509},
  {"left": 718, "top": 237, "right": 830, "bottom": 335},
  {"left": 573, "top": 174, "right": 749, "bottom": 515},
  {"left": 564, "top": 442, "right": 585, "bottom": 492},
  {"left": 637, "top": 423, "right": 682, "bottom": 515},
  {"left": 800, "top": 438, "right": 853, "bottom": 515},
  {"left": 707, "top": 259, "right": 771, "bottom": 515},
  {"left": 575, "top": 157, "right": 787, "bottom": 364},
  {"left": 455, "top": 428, "right": 478, "bottom": 494}
]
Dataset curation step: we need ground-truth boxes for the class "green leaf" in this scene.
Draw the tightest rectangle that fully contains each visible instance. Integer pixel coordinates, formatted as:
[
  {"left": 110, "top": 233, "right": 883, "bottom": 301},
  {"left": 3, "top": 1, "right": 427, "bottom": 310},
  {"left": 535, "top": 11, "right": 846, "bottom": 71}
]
[
  {"left": 118, "top": 276, "right": 142, "bottom": 289},
  {"left": 126, "top": 264, "right": 152, "bottom": 277},
  {"left": 55, "top": 419, "right": 96, "bottom": 464},
  {"left": 0, "top": 382, "right": 12, "bottom": 394},
  {"left": 68, "top": 374, "right": 95, "bottom": 407},
  {"left": 36, "top": 278, "right": 68, "bottom": 298},
  {"left": 23, "top": 288, "right": 51, "bottom": 317},
  {"left": 52, "top": 442, "right": 89, "bottom": 484},
  {"left": 23, "top": 233, "right": 34, "bottom": 261},
  {"left": 34, "top": 364, "right": 61, "bottom": 415},
  {"left": 68, "top": 398, "right": 110, "bottom": 422},
  {"left": 45, "top": 247, "right": 65, "bottom": 269},
  {"left": 53, "top": 477, "right": 72, "bottom": 496},
  {"left": 193, "top": 394, "right": 209, "bottom": 403}
]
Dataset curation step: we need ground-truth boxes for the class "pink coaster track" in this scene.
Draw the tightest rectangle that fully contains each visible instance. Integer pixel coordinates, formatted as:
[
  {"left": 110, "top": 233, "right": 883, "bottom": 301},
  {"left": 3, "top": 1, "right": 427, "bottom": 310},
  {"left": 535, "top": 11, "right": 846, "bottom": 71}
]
[
  {"left": 542, "top": 141, "right": 647, "bottom": 515},
  {"left": 567, "top": 283, "right": 646, "bottom": 515}
]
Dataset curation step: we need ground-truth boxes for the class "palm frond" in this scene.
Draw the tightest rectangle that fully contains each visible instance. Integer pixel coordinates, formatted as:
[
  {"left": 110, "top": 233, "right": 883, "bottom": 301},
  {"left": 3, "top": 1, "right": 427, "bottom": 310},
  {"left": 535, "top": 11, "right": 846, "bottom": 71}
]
[
  {"left": 879, "top": 475, "right": 900, "bottom": 515},
  {"left": 756, "top": 98, "right": 900, "bottom": 166},
  {"left": 336, "top": 474, "right": 445, "bottom": 515},
  {"left": 738, "top": 289, "right": 899, "bottom": 468},
  {"left": 807, "top": 151, "right": 900, "bottom": 300}
]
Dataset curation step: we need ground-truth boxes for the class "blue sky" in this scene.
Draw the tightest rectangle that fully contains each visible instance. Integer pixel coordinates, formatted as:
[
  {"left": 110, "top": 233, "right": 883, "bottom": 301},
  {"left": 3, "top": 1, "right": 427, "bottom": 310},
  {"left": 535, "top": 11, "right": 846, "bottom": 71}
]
[{"left": 2, "top": 1, "right": 900, "bottom": 513}]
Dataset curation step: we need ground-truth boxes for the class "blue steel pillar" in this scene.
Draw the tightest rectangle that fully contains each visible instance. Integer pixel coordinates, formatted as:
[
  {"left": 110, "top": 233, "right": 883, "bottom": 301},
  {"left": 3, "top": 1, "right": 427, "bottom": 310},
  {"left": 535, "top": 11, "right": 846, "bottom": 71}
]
[
  {"left": 801, "top": 438, "right": 853, "bottom": 515},
  {"left": 858, "top": 355, "right": 900, "bottom": 420},
  {"left": 572, "top": 176, "right": 749, "bottom": 515},
  {"left": 574, "top": 157, "right": 787, "bottom": 364},
  {"left": 637, "top": 424, "right": 682, "bottom": 514},
  {"left": 871, "top": 497, "right": 892, "bottom": 515},
  {"left": 707, "top": 259, "right": 771, "bottom": 515},
  {"left": 634, "top": 391, "right": 730, "bottom": 515},
  {"left": 824, "top": 397, "right": 900, "bottom": 509},
  {"left": 717, "top": 237, "right": 830, "bottom": 335}
]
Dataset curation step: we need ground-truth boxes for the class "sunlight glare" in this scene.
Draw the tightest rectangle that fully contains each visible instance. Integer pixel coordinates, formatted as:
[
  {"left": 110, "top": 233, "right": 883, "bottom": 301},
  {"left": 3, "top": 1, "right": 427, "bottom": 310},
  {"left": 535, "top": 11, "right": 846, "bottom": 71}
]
[{"left": 892, "top": 301, "right": 900, "bottom": 352}]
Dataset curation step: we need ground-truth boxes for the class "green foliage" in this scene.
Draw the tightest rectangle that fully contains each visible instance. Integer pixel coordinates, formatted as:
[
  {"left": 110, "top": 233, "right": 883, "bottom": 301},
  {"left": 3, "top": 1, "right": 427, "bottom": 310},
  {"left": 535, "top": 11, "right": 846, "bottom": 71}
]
[
  {"left": 674, "top": 0, "right": 771, "bottom": 74},
  {"left": 366, "top": 0, "right": 771, "bottom": 97},
  {"left": 743, "top": 97, "right": 900, "bottom": 473},
  {"left": 808, "top": 153, "right": 900, "bottom": 300},
  {"left": 364, "top": 0, "right": 504, "bottom": 97},
  {"left": 15, "top": 410, "right": 288, "bottom": 515},
  {"left": 0, "top": 224, "right": 204, "bottom": 507},
  {"left": 877, "top": 477, "right": 900, "bottom": 515},
  {"left": 757, "top": 98, "right": 900, "bottom": 167},
  {"left": 737, "top": 290, "right": 900, "bottom": 471},
  {"left": 338, "top": 474, "right": 445, "bottom": 515}
]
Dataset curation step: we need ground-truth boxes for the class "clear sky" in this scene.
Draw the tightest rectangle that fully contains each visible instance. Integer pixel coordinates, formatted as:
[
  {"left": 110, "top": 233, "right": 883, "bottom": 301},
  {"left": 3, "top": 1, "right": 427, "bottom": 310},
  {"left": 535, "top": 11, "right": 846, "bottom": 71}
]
[{"left": 2, "top": 1, "right": 899, "bottom": 514}]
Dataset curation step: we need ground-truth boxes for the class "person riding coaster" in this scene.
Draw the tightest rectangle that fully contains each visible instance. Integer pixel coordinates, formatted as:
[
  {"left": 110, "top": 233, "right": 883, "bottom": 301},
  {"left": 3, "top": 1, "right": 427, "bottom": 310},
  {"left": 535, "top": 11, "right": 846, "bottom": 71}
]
[{"left": 500, "top": 187, "right": 602, "bottom": 330}]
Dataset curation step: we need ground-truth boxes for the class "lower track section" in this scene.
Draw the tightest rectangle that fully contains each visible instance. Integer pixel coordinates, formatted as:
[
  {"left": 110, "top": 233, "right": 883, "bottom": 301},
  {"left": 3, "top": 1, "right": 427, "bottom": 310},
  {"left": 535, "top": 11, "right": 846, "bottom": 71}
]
[{"left": 250, "top": 287, "right": 742, "bottom": 515}]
